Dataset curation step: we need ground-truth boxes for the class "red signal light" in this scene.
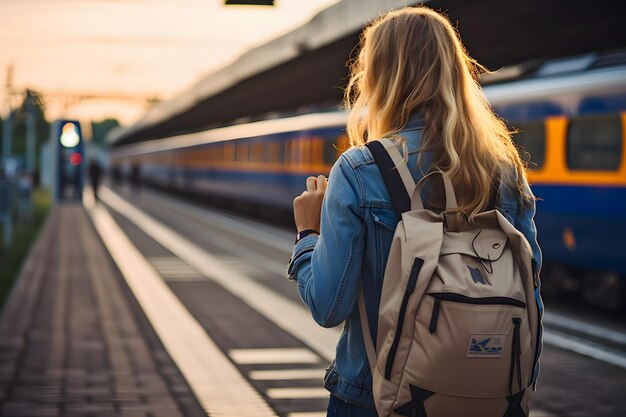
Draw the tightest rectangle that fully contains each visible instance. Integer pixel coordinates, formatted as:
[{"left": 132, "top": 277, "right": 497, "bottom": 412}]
[{"left": 70, "top": 152, "right": 82, "bottom": 166}]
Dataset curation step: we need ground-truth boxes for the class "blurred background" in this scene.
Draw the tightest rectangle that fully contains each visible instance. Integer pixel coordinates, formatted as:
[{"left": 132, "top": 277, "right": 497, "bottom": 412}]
[{"left": 0, "top": 1, "right": 625, "bottom": 417}]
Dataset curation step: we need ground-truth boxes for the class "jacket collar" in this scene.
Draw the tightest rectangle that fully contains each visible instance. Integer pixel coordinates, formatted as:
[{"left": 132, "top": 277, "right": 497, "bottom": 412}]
[
  {"left": 401, "top": 114, "right": 426, "bottom": 153},
  {"left": 404, "top": 112, "right": 426, "bottom": 131}
]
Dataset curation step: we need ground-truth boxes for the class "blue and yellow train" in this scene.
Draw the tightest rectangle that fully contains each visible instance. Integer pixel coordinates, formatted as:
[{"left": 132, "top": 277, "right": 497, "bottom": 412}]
[{"left": 111, "top": 52, "right": 626, "bottom": 309}]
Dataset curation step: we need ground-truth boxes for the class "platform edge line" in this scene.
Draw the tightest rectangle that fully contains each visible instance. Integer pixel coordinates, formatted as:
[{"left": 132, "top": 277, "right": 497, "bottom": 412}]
[
  {"left": 88, "top": 203, "right": 277, "bottom": 417},
  {"left": 100, "top": 187, "right": 341, "bottom": 362}
]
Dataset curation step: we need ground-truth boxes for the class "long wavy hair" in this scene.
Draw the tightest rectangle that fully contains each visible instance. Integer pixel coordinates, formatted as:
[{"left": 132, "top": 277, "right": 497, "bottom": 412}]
[{"left": 344, "top": 6, "right": 531, "bottom": 217}]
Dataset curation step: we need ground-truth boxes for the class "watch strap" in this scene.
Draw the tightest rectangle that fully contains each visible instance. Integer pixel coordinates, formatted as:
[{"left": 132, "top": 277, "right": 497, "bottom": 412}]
[{"left": 295, "top": 229, "right": 319, "bottom": 243}]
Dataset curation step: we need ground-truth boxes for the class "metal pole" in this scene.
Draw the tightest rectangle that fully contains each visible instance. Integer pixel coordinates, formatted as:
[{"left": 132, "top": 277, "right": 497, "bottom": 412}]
[
  {"left": 2, "top": 65, "right": 13, "bottom": 170},
  {"left": 1, "top": 66, "right": 14, "bottom": 248},
  {"left": 0, "top": 180, "right": 11, "bottom": 249},
  {"left": 1, "top": 112, "right": 11, "bottom": 167},
  {"left": 25, "top": 91, "right": 36, "bottom": 174},
  {"left": 3, "top": 205, "right": 11, "bottom": 250}
]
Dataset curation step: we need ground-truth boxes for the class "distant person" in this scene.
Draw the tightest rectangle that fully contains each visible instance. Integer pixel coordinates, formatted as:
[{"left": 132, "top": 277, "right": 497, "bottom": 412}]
[
  {"left": 130, "top": 162, "right": 141, "bottom": 193},
  {"left": 287, "top": 6, "right": 542, "bottom": 417},
  {"left": 111, "top": 165, "right": 122, "bottom": 186},
  {"left": 88, "top": 159, "right": 102, "bottom": 201}
]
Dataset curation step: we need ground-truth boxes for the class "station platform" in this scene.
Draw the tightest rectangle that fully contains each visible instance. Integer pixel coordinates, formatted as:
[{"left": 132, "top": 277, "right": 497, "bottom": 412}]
[
  {"left": 0, "top": 203, "right": 205, "bottom": 417},
  {"left": 1, "top": 188, "right": 625, "bottom": 417}
]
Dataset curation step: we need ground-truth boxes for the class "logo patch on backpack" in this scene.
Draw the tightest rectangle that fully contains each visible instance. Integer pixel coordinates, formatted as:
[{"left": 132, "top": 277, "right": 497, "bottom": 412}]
[
  {"left": 467, "top": 265, "right": 489, "bottom": 285},
  {"left": 466, "top": 334, "right": 504, "bottom": 358}
]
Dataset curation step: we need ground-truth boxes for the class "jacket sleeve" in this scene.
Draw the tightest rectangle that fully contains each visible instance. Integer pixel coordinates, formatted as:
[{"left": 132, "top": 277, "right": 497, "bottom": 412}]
[
  {"left": 515, "top": 177, "right": 542, "bottom": 273},
  {"left": 514, "top": 175, "right": 544, "bottom": 390},
  {"left": 287, "top": 155, "right": 366, "bottom": 328},
  {"left": 498, "top": 169, "right": 542, "bottom": 273}
]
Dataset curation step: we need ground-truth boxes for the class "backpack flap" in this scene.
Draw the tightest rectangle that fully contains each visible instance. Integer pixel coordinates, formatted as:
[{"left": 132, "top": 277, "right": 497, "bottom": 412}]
[
  {"left": 439, "top": 228, "right": 508, "bottom": 262},
  {"left": 472, "top": 228, "right": 508, "bottom": 262},
  {"left": 435, "top": 227, "right": 526, "bottom": 303}
]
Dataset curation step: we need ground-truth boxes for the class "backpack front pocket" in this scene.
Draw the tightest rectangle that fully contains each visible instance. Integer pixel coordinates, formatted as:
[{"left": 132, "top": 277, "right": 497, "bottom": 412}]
[
  {"left": 399, "top": 294, "right": 532, "bottom": 398},
  {"left": 384, "top": 257, "right": 423, "bottom": 380},
  {"left": 427, "top": 293, "right": 526, "bottom": 334}
]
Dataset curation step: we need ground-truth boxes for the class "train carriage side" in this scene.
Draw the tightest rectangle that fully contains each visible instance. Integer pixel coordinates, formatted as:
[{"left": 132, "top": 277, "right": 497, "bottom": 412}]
[
  {"left": 111, "top": 114, "right": 348, "bottom": 220},
  {"left": 170, "top": 125, "right": 346, "bottom": 211},
  {"left": 487, "top": 62, "right": 626, "bottom": 308}
]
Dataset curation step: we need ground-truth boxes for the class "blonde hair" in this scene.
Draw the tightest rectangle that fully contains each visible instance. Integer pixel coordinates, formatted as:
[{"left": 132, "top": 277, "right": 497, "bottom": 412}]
[{"left": 344, "top": 6, "right": 531, "bottom": 218}]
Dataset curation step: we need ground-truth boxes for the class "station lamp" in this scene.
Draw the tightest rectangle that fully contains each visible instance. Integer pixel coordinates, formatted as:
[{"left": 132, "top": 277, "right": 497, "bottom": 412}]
[
  {"left": 60, "top": 122, "right": 81, "bottom": 148},
  {"left": 52, "top": 119, "right": 84, "bottom": 202},
  {"left": 225, "top": 1, "right": 274, "bottom": 5}
]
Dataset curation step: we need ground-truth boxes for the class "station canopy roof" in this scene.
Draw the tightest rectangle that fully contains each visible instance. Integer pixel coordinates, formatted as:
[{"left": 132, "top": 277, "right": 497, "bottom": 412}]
[{"left": 109, "top": 0, "right": 626, "bottom": 146}]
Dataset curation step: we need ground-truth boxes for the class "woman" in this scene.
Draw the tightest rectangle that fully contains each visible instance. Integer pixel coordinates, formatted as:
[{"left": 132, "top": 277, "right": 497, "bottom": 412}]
[{"left": 287, "top": 6, "right": 542, "bottom": 416}]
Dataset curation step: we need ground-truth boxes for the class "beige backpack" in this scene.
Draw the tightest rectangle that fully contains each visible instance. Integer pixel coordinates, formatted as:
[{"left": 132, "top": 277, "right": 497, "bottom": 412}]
[{"left": 360, "top": 139, "right": 542, "bottom": 417}]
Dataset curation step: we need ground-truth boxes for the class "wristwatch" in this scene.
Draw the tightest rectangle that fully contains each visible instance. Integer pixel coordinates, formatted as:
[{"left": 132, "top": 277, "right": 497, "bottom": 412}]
[{"left": 295, "top": 229, "right": 319, "bottom": 243}]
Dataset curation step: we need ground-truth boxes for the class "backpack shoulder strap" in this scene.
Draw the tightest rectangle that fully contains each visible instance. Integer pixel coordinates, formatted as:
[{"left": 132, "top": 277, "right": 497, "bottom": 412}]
[
  {"left": 488, "top": 170, "right": 501, "bottom": 210},
  {"left": 358, "top": 290, "right": 378, "bottom": 373},
  {"left": 366, "top": 139, "right": 415, "bottom": 218}
]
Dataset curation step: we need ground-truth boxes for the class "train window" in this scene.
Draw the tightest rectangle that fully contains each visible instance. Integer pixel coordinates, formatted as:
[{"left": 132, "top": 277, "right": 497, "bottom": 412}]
[
  {"left": 337, "top": 134, "right": 350, "bottom": 158},
  {"left": 259, "top": 144, "right": 269, "bottom": 163},
  {"left": 235, "top": 142, "right": 250, "bottom": 162},
  {"left": 289, "top": 139, "right": 302, "bottom": 165},
  {"left": 267, "top": 141, "right": 281, "bottom": 164},
  {"left": 224, "top": 143, "right": 235, "bottom": 161},
  {"left": 284, "top": 141, "right": 292, "bottom": 165},
  {"left": 567, "top": 114, "right": 622, "bottom": 171},
  {"left": 323, "top": 139, "right": 338, "bottom": 165},
  {"left": 250, "top": 142, "right": 264, "bottom": 163},
  {"left": 210, "top": 146, "right": 224, "bottom": 162},
  {"left": 300, "top": 139, "right": 311, "bottom": 165},
  {"left": 311, "top": 137, "right": 324, "bottom": 166},
  {"left": 511, "top": 121, "right": 546, "bottom": 169}
]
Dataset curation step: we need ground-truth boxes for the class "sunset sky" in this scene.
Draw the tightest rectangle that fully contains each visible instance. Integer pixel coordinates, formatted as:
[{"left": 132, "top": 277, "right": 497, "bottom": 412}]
[{"left": 0, "top": 0, "right": 341, "bottom": 126}]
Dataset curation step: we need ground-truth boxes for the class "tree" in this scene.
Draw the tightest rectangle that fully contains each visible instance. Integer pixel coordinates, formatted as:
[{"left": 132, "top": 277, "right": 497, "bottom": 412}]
[
  {"left": 9, "top": 90, "right": 49, "bottom": 172},
  {"left": 91, "top": 118, "right": 120, "bottom": 147}
]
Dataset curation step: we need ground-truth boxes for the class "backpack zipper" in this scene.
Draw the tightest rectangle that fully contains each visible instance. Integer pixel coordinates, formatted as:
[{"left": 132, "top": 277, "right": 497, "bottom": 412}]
[
  {"left": 531, "top": 258, "right": 543, "bottom": 390},
  {"left": 509, "top": 317, "right": 522, "bottom": 396},
  {"left": 429, "top": 297, "right": 442, "bottom": 334},
  {"left": 384, "top": 257, "right": 423, "bottom": 380},
  {"left": 427, "top": 293, "right": 526, "bottom": 334}
]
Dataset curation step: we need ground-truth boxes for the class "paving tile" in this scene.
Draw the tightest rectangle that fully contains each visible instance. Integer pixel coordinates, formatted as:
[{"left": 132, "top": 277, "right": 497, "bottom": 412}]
[
  {"left": 1, "top": 401, "right": 60, "bottom": 417},
  {"left": 118, "top": 409, "right": 150, "bottom": 417},
  {"left": 175, "top": 397, "right": 209, "bottom": 417},
  {"left": 142, "top": 404, "right": 182, "bottom": 417},
  {"left": 0, "top": 206, "right": 203, "bottom": 417}
]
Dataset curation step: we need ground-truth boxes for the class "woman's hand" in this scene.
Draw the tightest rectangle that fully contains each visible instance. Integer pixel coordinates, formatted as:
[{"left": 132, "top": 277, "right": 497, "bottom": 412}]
[{"left": 293, "top": 175, "right": 328, "bottom": 232}]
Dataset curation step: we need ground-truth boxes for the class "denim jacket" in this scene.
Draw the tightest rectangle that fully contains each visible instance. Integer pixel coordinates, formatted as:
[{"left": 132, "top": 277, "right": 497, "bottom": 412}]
[{"left": 287, "top": 119, "right": 543, "bottom": 410}]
